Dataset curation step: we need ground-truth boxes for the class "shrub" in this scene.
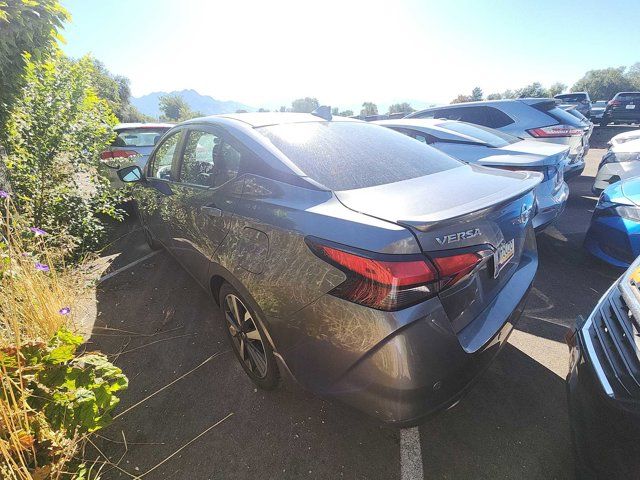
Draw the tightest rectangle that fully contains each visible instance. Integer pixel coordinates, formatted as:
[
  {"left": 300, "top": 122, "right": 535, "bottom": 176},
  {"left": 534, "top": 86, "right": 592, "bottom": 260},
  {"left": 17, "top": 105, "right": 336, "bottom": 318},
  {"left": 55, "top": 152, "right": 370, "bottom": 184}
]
[{"left": 3, "top": 51, "right": 124, "bottom": 259}]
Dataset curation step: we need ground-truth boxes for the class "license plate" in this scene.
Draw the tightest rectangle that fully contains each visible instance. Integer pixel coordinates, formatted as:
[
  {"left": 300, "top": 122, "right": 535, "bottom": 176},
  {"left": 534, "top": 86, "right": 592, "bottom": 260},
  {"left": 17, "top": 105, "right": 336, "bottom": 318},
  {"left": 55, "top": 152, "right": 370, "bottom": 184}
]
[
  {"left": 493, "top": 239, "right": 515, "bottom": 278},
  {"left": 626, "top": 104, "right": 636, "bottom": 109}
]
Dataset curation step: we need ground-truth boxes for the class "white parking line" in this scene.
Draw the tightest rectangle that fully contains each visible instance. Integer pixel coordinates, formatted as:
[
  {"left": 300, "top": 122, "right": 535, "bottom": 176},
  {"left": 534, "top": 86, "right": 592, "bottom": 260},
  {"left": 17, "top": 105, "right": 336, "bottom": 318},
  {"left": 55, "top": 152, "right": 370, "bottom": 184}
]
[
  {"left": 97, "top": 250, "right": 160, "bottom": 284},
  {"left": 400, "top": 427, "right": 424, "bottom": 480}
]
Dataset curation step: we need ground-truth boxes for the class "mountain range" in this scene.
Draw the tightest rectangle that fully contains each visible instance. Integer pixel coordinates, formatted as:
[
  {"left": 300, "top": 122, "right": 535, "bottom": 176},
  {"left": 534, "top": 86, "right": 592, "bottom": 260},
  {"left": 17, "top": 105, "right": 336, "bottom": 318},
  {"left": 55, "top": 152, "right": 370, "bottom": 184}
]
[{"left": 131, "top": 89, "right": 254, "bottom": 118}]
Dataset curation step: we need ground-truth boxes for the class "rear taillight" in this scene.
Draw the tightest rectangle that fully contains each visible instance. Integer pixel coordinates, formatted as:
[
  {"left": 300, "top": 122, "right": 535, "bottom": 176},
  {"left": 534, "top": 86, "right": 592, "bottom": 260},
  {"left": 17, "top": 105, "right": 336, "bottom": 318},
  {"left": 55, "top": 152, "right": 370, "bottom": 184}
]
[
  {"left": 100, "top": 150, "right": 138, "bottom": 161},
  {"left": 307, "top": 238, "right": 482, "bottom": 311},
  {"left": 527, "top": 125, "right": 584, "bottom": 138},
  {"left": 608, "top": 100, "right": 621, "bottom": 107}
]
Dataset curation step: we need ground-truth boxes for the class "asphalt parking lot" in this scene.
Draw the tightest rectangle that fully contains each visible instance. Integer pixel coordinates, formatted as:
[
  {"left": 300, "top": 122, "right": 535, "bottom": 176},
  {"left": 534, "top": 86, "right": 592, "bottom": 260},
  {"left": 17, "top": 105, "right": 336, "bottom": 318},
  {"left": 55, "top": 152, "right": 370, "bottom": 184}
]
[{"left": 88, "top": 127, "right": 631, "bottom": 479}]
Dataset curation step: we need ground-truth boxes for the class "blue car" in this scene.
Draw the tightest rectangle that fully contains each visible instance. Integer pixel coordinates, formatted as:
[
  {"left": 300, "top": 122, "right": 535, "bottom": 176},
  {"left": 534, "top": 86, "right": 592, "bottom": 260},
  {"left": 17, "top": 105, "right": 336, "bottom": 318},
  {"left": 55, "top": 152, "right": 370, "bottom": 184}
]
[{"left": 584, "top": 177, "right": 640, "bottom": 267}]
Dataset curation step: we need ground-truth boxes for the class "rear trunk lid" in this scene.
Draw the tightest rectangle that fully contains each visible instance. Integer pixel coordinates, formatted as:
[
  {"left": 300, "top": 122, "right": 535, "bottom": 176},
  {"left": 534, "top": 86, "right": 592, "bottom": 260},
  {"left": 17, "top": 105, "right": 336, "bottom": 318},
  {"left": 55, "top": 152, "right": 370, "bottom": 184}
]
[{"left": 335, "top": 164, "right": 541, "bottom": 332}]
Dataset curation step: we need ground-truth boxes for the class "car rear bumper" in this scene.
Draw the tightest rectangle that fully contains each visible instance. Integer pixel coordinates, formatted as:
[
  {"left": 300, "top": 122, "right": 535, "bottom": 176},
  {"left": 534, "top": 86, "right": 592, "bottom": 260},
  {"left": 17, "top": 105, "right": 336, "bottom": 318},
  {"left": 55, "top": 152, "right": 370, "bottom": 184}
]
[
  {"left": 275, "top": 248, "right": 537, "bottom": 426},
  {"left": 533, "top": 181, "right": 569, "bottom": 231}
]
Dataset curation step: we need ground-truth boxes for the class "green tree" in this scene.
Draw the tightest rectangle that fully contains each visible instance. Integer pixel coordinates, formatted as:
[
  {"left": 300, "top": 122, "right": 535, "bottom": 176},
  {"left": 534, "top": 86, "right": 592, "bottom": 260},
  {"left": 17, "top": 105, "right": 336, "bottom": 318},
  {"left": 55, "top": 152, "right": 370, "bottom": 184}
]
[
  {"left": 360, "top": 102, "right": 378, "bottom": 116},
  {"left": 291, "top": 97, "right": 319, "bottom": 113},
  {"left": 486, "top": 93, "right": 502, "bottom": 100},
  {"left": 502, "top": 89, "right": 517, "bottom": 99},
  {"left": 451, "top": 94, "right": 472, "bottom": 104},
  {"left": 628, "top": 62, "right": 640, "bottom": 89},
  {"left": 279, "top": 106, "right": 287, "bottom": 112},
  {"left": 388, "top": 102, "right": 414, "bottom": 114},
  {"left": 572, "top": 67, "right": 635, "bottom": 100},
  {"left": 515, "top": 82, "right": 547, "bottom": 98},
  {"left": 3, "top": 52, "right": 121, "bottom": 256},
  {"left": 331, "top": 107, "right": 339, "bottom": 115},
  {"left": 547, "top": 82, "right": 567, "bottom": 97},
  {"left": 339, "top": 109, "right": 354, "bottom": 117},
  {"left": 159, "top": 93, "right": 199, "bottom": 121},
  {"left": 470, "top": 87, "right": 483, "bottom": 101},
  {"left": 0, "top": 0, "right": 69, "bottom": 134}
]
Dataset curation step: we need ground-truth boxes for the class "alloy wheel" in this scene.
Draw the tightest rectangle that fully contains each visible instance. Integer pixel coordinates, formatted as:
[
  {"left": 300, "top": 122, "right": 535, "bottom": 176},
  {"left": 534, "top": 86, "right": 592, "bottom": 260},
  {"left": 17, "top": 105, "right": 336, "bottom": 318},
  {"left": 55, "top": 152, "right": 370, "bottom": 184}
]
[{"left": 223, "top": 293, "right": 268, "bottom": 378}]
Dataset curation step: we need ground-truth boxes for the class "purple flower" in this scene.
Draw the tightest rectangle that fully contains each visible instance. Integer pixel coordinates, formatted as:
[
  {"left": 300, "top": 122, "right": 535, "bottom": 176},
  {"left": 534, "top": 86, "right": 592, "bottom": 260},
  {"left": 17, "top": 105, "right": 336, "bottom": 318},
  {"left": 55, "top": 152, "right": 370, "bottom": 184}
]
[
  {"left": 58, "top": 307, "right": 71, "bottom": 315},
  {"left": 0, "top": 190, "right": 8, "bottom": 199},
  {"left": 29, "top": 227, "right": 47, "bottom": 236},
  {"left": 34, "top": 262, "right": 49, "bottom": 272}
]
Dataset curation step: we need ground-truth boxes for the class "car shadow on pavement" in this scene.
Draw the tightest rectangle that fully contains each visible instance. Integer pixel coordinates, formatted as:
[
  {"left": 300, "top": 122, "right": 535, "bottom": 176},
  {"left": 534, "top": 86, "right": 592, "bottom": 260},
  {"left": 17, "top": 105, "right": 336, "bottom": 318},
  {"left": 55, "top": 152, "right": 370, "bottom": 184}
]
[{"left": 87, "top": 250, "right": 400, "bottom": 480}]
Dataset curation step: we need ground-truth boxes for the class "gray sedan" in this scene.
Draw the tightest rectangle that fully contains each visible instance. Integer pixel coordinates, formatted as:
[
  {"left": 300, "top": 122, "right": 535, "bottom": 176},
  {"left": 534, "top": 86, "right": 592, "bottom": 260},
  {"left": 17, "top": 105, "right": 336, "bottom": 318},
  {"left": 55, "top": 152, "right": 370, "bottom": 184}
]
[
  {"left": 376, "top": 118, "right": 569, "bottom": 231},
  {"left": 117, "top": 112, "right": 541, "bottom": 425},
  {"left": 406, "top": 98, "right": 591, "bottom": 180}
]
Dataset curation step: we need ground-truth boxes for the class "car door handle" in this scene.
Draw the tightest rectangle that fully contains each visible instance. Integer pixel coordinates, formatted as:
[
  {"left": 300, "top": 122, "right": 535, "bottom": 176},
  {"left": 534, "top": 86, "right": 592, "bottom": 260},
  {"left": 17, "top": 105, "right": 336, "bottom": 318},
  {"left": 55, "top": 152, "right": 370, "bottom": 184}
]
[{"left": 201, "top": 206, "right": 222, "bottom": 218}]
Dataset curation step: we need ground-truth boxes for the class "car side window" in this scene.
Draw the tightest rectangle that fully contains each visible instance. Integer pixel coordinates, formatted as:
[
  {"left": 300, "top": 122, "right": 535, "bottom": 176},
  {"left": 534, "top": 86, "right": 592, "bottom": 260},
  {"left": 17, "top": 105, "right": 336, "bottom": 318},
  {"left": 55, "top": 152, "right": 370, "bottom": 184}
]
[
  {"left": 485, "top": 107, "right": 514, "bottom": 128},
  {"left": 150, "top": 131, "right": 181, "bottom": 180},
  {"left": 215, "top": 142, "right": 241, "bottom": 187},
  {"left": 181, "top": 130, "right": 221, "bottom": 187}
]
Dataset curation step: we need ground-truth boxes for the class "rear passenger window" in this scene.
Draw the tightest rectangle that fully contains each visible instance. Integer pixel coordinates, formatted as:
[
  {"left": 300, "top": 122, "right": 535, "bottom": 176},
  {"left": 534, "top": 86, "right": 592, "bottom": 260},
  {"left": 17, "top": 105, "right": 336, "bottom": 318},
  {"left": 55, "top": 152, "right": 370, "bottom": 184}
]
[{"left": 415, "top": 106, "right": 513, "bottom": 129}]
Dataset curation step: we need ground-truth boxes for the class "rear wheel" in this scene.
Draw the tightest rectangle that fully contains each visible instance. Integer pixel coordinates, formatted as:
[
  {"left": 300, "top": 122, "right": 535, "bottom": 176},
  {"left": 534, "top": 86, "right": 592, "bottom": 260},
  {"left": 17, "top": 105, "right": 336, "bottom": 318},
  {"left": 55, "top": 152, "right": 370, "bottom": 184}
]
[{"left": 219, "top": 283, "right": 280, "bottom": 390}]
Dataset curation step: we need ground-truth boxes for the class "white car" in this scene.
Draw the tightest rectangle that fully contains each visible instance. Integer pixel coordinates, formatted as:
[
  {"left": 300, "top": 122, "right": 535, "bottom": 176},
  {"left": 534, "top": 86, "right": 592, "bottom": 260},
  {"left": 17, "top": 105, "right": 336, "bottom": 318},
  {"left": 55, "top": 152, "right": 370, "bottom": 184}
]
[
  {"left": 594, "top": 137, "right": 640, "bottom": 193},
  {"left": 375, "top": 118, "right": 570, "bottom": 231},
  {"left": 609, "top": 128, "right": 640, "bottom": 147}
]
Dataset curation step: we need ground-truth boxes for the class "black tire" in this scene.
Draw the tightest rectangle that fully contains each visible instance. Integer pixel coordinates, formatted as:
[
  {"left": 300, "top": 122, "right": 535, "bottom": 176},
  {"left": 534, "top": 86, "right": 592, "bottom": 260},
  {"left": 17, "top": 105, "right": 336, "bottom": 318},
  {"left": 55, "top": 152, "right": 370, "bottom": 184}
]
[
  {"left": 131, "top": 202, "right": 162, "bottom": 251},
  {"left": 218, "top": 283, "right": 280, "bottom": 390}
]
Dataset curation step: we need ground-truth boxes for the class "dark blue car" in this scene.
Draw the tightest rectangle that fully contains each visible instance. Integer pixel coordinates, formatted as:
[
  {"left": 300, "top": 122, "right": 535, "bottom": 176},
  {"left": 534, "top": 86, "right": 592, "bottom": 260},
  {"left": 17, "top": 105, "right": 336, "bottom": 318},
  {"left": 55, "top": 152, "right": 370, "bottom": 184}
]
[{"left": 584, "top": 177, "right": 640, "bottom": 267}]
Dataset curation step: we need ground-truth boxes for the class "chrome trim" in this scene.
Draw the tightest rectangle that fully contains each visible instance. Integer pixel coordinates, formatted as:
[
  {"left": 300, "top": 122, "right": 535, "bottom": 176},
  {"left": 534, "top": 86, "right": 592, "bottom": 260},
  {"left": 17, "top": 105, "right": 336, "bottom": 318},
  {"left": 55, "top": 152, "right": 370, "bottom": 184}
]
[{"left": 580, "top": 281, "right": 620, "bottom": 398}]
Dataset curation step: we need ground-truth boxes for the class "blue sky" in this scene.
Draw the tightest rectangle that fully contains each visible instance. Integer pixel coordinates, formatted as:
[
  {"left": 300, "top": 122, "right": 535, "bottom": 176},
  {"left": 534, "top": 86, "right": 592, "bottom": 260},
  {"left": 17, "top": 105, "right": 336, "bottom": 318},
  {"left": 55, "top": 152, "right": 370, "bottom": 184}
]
[{"left": 60, "top": 0, "right": 640, "bottom": 110}]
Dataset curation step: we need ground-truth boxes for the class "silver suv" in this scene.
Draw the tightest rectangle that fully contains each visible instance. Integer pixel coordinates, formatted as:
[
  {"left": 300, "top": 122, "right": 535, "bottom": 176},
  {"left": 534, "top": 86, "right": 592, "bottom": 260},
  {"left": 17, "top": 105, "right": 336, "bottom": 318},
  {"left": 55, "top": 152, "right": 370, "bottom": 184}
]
[{"left": 406, "top": 99, "right": 591, "bottom": 179}]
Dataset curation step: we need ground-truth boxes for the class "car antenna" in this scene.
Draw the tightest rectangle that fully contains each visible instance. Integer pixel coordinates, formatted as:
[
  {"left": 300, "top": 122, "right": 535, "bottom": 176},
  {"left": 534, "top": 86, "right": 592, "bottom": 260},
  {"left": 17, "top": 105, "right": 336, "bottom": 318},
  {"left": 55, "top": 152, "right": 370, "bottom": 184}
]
[{"left": 311, "top": 105, "right": 332, "bottom": 121}]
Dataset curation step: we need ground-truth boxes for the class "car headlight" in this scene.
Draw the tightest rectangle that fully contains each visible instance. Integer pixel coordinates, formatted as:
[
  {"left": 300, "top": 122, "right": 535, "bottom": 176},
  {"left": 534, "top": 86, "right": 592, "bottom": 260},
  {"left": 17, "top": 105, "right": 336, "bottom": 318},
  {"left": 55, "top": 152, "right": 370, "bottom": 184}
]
[
  {"left": 594, "top": 199, "right": 640, "bottom": 222},
  {"left": 600, "top": 151, "right": 640, "bottom": 166}
]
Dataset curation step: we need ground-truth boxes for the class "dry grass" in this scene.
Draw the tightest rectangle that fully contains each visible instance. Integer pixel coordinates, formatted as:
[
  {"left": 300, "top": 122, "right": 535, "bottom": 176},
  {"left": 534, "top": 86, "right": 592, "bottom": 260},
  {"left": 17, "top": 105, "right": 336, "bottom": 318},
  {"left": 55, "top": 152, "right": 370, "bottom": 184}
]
[{"left": 0, "top": 194, "right": 87, "bottom": 479}]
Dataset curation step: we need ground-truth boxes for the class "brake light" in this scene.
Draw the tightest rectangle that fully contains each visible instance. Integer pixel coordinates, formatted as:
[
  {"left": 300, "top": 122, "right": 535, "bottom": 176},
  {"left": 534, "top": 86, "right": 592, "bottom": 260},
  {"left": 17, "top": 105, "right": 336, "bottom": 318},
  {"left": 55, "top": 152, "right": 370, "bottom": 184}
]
[
  {"left": 307, "top": 239, "right": 482, "bottom": 311},
  {"left": 100, "top": 150, "right": 139, "bottom": 161},
  {"left": 527, "top": 126, "right": 584, "bottom": 138},
  {"left": 608, "top": 100, "right": 621, "bottom": 107}
]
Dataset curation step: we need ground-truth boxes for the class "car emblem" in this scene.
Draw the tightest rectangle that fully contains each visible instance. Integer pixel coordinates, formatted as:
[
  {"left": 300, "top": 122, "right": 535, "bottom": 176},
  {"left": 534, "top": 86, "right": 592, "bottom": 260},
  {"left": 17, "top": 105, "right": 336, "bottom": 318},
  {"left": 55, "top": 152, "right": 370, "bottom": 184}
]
[
  {"left": 513, "top": 203, "right": 533, "bottom": 225},
  {"left": 436, "top": 228, "right": 481, "bottom": 246}
]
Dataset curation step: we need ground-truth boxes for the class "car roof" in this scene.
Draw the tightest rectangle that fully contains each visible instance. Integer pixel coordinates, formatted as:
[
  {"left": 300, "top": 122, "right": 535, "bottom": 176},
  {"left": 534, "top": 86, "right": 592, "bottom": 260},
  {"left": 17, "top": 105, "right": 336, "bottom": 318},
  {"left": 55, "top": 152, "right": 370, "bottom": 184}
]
[
  {"left": 114, "top": 122, "right": 174, "bottom": 130},
  {"left": 408, "top": 98, "right": 555, "bottom": 117},
  {"left": 183, "top": 112, "right": 361, "bottom": 129}
]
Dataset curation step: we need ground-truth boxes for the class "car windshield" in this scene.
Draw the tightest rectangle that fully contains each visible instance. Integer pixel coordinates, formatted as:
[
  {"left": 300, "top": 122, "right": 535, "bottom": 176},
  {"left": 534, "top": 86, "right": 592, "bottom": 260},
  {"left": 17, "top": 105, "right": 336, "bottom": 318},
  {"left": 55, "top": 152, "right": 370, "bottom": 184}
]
[
  {"left": 617, "top": 93, "right": 640, "bottom": 101},
  {"left": 438, "top": 121, "right": 520, "bottom": 147},
  {"left": 112, "top": 128, "right": 169, "bottom": 148},
  {"left": 258, "top": 121, "right": 462, "bottom": 190},
  {"left": 555, "top": 94, "right": 586, "bottom": 103}
]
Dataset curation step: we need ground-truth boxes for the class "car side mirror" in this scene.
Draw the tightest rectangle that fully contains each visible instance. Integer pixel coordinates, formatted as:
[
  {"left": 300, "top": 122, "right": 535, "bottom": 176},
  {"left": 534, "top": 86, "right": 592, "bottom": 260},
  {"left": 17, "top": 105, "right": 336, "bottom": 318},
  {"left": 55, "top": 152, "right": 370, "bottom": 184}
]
[{"left": 117, "top": 165, "right": 144, "bottom": 183}]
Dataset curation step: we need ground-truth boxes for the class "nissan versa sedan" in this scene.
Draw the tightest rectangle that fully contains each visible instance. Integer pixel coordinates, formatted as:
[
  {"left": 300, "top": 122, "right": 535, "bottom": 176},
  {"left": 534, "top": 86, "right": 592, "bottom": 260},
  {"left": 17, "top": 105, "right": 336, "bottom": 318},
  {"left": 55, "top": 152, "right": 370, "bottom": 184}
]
[
  {"left": 375, "top": 118, "right": 569, "bottom": 231},
  {"left": 584, "top": 177, "right": 640, "bottom": 268},
  {"left": 117, "top": 112, "right": 541, "bottom": 425},
  {"left": 567, "top": 256, "right": 640, "bottom": 479},
  {"left": 100, "top": 123, "right": 173, "bottom": 187},
  {"left": 406, "top": 99, "right": 591, "bottom": 180}
]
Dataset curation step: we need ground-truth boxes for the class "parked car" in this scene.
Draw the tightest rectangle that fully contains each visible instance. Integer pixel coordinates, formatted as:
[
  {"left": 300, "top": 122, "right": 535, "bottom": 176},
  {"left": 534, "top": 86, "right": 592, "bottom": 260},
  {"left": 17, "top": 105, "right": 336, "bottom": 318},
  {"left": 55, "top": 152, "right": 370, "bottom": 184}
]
[
  {"left": 555, "top": 92, "right": 592, "bottom": 118},
  {"left": 590, "top": 100, "right": 607, "bottom": 121},
  {"left": 406, "top": 99, "right": 591, "bottom": 180},
  {"left": 609, "top": 128, "right": 640, "bottom": 146},
  {"left": 117, "top": 112, "right": 541, "bottom": 426},
  {"left": 584, "top": 177, "right": 640, "bottom": 267},
  {"left": 600, "top": 92, "right": 640, "bottom": 126},
  {"left": 567, "top": 254, "right": 640, "bottom": 479},
  {"left": 375, "top": 118, "right": 569, "bottom": 231},
  {"left": 100, "top": 123, "right": 173, "bottom": 187},
  {"left": 593, "top": 138, "right": 640, "bottom": 193}
]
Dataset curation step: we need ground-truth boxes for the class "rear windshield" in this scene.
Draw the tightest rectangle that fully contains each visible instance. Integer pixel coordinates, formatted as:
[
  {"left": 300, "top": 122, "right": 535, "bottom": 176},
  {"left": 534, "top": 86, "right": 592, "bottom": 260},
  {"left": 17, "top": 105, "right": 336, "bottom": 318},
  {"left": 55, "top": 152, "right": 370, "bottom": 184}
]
[
  {"left": 258, "top": 122, "right": 462, "bottom": 190},
  {"left": 533, "top": 102, "right": 585, "bottom": 127},
  {"left": 438, "top": 121, "right": 520, "bottom": 147},
  {"left": 616, "top": 93, "right": 640, "bottom": 101},
  {"left": 555, "top": 93, "right": 587, "bottom": 103},
  {"left": 112, "top": 128, "right": 169, "bottom": 148}
]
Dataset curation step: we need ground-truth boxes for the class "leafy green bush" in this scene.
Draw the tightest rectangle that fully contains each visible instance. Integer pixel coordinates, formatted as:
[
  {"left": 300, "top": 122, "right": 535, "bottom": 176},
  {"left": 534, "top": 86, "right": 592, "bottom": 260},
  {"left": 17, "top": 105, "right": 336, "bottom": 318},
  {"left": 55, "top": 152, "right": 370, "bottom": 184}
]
[{"left": 3, "top": 51, "right": 124, "bottom": 258}]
